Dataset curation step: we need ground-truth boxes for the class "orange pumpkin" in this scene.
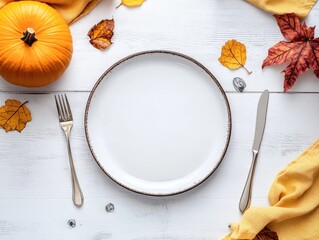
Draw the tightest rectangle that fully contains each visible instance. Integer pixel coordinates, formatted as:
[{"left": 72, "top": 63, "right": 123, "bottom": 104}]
[{"left": 0, "top": 1, "right": 73, "bottom": 87}]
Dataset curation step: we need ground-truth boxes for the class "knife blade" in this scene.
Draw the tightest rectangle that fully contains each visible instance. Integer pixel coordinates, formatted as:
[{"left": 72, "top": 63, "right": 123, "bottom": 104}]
[
  {"left": 239, "top": 89, "right": 269, "bottom": 213},
  {"left": 252, "top": 90, "right": 269, "bottom": 152}
]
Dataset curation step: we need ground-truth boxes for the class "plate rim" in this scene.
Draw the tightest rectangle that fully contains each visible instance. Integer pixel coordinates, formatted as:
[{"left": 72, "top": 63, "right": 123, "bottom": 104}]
[{"left": 84, "top": 50, "right": 232, "bottom": 196}]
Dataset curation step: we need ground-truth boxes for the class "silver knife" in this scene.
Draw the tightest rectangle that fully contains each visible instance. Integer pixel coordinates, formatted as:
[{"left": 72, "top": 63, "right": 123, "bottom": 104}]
[{"left": 239, "top": 89, "right": 269, "bottom": 213}]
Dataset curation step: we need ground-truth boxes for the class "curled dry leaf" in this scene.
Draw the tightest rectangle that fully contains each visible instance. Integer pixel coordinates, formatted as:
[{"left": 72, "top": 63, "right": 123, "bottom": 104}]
[
  {"left": 263, "top": 13, "right": 319, "bottom": 91},
  {"left": 253, "top": 227, "right": 279, "bottom": 240},
  {"left": 219, "top": 39, "right": 252, "bottom": 74},
  {"left": 0, "top": 99, "right": 31, "bottom": 133},
  {"left": 87, "top": 19, "right": 114, "bottom": 50},
  {"left": 117, "top": 0, "right": 145, "bottom": 8}
]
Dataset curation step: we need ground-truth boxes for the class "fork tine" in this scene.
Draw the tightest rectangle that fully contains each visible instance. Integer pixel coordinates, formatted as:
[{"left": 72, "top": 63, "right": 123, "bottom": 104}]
[
  {"left": 61, "top": 94, "right": 70, "bottom": 120},
  {"left": 58, "top": 94, "right": 66, "bottom": 120},
  {"left": 64, "top": 94, "right": 73, "bottom": 120},
  {"left": 54, "top": 95, "right": 62, "bottom": 120}
]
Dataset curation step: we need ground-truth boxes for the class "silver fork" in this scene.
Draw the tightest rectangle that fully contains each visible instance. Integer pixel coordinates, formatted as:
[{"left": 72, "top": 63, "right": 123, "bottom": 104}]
[{"left": 54, "top": 94, "right": 84, "bottom": 207}]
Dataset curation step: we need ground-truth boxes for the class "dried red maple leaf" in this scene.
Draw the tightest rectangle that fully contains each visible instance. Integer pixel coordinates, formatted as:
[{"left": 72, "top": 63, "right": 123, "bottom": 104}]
[
  {"left": 253, "top": 227, "right": 279, "bottom": 240},
  {"left": 262, "top": 13, "right": 319, "bottom": 92}
]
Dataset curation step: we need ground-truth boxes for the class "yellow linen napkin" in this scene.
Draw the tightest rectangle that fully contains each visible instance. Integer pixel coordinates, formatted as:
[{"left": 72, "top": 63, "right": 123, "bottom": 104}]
[
  {"left": 0, "top": 0, "right": 100, "bottom": 24},
  {"left": 246, "top": 0, "right": 317, "bottom": 18},
  {"left": 224, "top": 139, "right": 319, "bottom": 240}
]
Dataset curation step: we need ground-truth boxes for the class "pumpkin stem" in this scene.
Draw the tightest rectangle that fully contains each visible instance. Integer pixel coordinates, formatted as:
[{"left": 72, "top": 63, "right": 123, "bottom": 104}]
[{"left": 21, "top": 28, "right": 38, "bottom": 47}]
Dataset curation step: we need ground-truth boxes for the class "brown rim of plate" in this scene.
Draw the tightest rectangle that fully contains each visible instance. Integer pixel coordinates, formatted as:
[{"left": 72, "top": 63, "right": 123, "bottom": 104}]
[{"left": 84, "top": 50, "right": 232, "bottom": 197}]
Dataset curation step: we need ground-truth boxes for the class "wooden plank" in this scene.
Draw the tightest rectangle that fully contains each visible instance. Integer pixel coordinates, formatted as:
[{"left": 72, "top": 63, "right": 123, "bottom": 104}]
[
  {"left": 0, "top": 92, "right": 318, "bottom": 239},
  {"left": 0, "top": 0, "right": 318, "bottom": 93}
]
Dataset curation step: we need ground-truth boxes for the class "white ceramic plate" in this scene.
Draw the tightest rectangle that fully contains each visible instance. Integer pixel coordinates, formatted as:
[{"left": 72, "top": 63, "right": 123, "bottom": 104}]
[{"left": 85, "top": 51, "right": 231, "bottom": 196}]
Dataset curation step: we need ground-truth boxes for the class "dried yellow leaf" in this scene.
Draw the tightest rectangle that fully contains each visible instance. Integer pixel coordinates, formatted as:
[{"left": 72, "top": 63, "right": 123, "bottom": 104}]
[
  {"left": 117, "top": 0, "right": 145, "bottom": 8},
  {"left": 0, "top": 99, "right": 32, "bottom": 133},
  {"left": 218, "top": 39, "right": 252, "bottom": 74}
]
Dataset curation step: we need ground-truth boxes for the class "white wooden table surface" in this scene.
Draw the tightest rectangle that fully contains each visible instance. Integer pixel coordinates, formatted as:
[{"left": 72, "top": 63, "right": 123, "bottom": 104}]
[{"left": 1, "top": 0, "right": 319, "bottom": 239}]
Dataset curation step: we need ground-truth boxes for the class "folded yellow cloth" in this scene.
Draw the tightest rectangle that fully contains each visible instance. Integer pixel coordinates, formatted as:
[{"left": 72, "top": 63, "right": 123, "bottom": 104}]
[
  {"left": 246, "top": 0, "right": 317, "bottom": 18},
  {"left": 0, "top": 0, "right": 100, "bottom": 24},
  {"left": 224, "top": 139, "right": 319, "bottom": 240}
]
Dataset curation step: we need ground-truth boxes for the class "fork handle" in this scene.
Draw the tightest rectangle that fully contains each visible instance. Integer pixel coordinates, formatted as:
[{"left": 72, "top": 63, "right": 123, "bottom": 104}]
[
  {"left": 239, "top": 150, "right": 258, "bottom": 213},
  {"left": 66, "top": 136, "right": 84, "bottom": 207}
]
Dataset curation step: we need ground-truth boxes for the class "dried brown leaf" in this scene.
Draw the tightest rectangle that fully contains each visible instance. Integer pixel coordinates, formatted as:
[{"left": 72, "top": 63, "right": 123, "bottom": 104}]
[{"left": 87, "top": 19, "right": 114, "bottom": 50}]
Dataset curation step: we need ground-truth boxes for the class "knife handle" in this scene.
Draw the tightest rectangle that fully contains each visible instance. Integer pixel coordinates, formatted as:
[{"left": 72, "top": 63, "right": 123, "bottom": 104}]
[{"left": 239, "top": 150, "right": 259, "bottom": 213}]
